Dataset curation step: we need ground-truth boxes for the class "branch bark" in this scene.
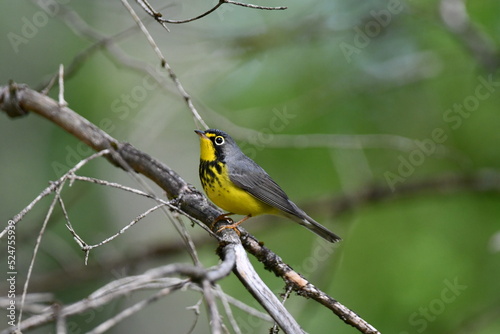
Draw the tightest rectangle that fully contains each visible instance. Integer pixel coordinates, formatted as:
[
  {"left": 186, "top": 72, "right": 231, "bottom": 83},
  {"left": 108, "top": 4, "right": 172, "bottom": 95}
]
[{"left": 242, "top": 234, "right": 380, "bottom": 334}]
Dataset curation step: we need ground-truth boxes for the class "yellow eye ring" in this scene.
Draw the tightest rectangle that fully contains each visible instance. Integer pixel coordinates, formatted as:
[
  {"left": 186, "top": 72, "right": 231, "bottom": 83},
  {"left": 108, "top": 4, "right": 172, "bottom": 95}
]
[{"left": 214, "top": 136, "right": 225, "bottom": 145}]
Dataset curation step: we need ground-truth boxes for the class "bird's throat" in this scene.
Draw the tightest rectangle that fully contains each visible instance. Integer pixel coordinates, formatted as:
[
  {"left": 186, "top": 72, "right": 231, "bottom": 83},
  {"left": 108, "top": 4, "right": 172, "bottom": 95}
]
[{"left": 199, "top": 137, "right": 217, "bottom": 161}]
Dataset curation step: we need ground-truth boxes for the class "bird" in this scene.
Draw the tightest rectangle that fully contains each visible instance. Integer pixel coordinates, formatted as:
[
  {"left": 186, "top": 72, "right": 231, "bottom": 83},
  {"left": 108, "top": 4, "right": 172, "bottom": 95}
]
[{"left": 195, "top": 129, "right": 341, "bottom": 243}]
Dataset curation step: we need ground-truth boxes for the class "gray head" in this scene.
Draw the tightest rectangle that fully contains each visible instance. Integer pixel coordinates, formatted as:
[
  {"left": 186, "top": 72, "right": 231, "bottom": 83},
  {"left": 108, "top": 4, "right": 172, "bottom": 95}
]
[{"left": 195, "top": 129, "right": 242, "bottom": 162}]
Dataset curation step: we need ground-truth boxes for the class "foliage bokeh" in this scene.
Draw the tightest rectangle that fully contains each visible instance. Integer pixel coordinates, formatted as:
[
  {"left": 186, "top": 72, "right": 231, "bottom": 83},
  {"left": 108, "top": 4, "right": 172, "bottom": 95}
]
[{"left": 1, "top": 0, "right": 499, "bottom": 333}]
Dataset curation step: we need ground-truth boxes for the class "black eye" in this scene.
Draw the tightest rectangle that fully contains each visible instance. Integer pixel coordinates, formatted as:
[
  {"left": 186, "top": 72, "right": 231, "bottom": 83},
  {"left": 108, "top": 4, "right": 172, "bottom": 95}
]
[{"left": 214, "top": 136, "right": 225, "bottom": 145}]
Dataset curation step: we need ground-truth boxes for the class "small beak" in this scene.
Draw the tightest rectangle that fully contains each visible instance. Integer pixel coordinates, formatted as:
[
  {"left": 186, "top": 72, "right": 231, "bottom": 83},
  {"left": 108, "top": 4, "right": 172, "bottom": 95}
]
[{"left": 194, "top": 130, "right": 208, "bottom": 139}]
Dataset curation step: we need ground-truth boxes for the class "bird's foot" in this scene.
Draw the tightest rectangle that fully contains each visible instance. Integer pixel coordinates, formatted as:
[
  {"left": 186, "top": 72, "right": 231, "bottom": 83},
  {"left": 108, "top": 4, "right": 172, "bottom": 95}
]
[
  {"left": 210, "top": 213, "right": 234, "bottom": 230},
  {"left": 215, "top": 215, "right": 251, "bottom": 236},
  {"left": 217, "top": 223, "right": 241, "bottom": 236}
]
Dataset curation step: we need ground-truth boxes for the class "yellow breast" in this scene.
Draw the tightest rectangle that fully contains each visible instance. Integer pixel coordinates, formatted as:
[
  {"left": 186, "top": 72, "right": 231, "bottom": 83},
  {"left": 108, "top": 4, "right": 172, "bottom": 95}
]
[{"left": 200, "top": 160, "right": 278, "bottom": 216}]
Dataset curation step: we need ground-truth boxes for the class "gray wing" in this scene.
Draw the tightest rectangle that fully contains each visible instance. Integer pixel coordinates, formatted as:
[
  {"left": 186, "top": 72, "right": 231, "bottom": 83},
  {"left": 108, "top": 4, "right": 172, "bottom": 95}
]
[
  {"left": 228, "top": 153, "right": 342, "bottom": 243},
  {"left": 227, "top": 154, "right": 303, "bottom": 217}
]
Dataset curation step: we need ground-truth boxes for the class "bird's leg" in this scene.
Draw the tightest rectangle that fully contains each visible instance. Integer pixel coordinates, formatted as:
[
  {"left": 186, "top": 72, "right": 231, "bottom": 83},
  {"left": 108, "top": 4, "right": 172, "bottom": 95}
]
[
  {"left": 216, "top": 215, "right": 252, "bottom": 235},
  {"left": 210, "top": 213, "right": 235, "bottom": 230}
]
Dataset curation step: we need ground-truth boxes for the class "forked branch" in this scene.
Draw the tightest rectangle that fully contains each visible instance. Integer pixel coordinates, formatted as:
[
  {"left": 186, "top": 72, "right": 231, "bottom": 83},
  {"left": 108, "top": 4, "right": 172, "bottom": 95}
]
[
  {"left": 0, "top": 82, "right": 379, "bottom": 333},
  {"left": 135, "top": 0, "right": 287, "bottom": 25}
]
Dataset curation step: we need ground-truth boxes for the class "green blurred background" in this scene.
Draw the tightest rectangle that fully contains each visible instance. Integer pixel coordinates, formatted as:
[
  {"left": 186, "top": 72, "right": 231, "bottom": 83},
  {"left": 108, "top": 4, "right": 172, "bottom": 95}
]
[{"left": 1, "top": 0, "right": 500, "bottom": 333}]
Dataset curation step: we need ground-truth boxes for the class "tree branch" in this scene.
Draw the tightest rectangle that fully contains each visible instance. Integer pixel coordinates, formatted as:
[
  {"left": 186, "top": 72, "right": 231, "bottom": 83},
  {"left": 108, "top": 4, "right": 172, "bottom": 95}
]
[
  {"left": 242, "top": 234, "right": 380, "bottom": 334},
  {"left": 135, "top": 0, "right": 287, "bottom": 25},
  {"left": 0, "top": 82, "right": 380, "bottom": 333},
  {"left": 232, "top": 241, "right": 304, "bottom": 333}
]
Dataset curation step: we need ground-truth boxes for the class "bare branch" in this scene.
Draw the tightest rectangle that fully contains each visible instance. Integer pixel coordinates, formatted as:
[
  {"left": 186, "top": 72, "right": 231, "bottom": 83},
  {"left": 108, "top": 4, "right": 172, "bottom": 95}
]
[
  {"left": 185, "top": 298, "right": 203, "bottom": 334},
  {"left": 121, "top": 0, "right": 166, "bottom": 63},
  {"left": 242, "top": 234, "right": 381, "bottom": 334},
  {"left": 272, "top": 285, "right": 294, "bottom": 333},
  {"left": 87, "top": 286, "right": 177, "bottom": 334},
  {"left": 0, "top": 83, "right": 380, "bottom": 333},
  {"left": 133, "top": 0, "right": 170, "bottom": 30},
  {"left": 31, "top": 0, "right": 209, "bottom": 130},
  {"left": 135, "top": 0, "right": 286, "bottom": 25},
  {"left": 17, "top": 186, "right": 60, "bottom": 327},
  {"left": 225, "top": 0, "right": 287, "bottom": 11},
  {"left": 120, "top": 0, "right": 209, "bottom": 129},
  {"left": 67, "top": 174, "right": 217, "bottom": 238},
  {"left": 232, "top": 242, "right": 305, "bottom": 333},
  {"left": 202, "top": 279, "right": 223, "bottom": 334},
  {"left": 79, "top": 203, "right": 168, "bottom": 262},
  {"left": 157, "top": 0, "right": 224, "bottom": 24},
  {"left": 3, "top": 243, "right": 237, "bottom": 334},
  {"left": 0, "top": 149, "right": 110, "bottom": 238},
  {"left": 215, "top": 285, "right": 243, "bottom": 334},
  {"left": 1, "top": 278, "right": 189, "bottom": 334},
  {"left": 57, "top": 64, "right": 67, "bottom": 107}
]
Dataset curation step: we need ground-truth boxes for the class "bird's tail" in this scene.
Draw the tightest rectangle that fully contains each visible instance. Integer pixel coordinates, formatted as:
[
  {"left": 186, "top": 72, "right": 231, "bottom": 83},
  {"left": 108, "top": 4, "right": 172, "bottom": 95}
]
[
  {"left": 285, "top": 211, "right": 341, "bottom": 243},
  {"left": 301, "top": 216, "right": 342, "bottom": 243}
]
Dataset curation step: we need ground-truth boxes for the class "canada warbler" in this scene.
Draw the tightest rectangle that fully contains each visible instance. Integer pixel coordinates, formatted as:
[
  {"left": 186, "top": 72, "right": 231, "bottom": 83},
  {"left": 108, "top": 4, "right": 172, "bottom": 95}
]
[{"left": 195, "top": 129, "right": 341, "bottom": 243}]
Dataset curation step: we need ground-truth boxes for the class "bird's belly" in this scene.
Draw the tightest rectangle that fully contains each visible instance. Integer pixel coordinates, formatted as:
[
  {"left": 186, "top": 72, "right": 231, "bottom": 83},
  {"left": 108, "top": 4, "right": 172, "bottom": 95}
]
[{"left": 204, "top": 175, "right": 275, "bottom": 216}]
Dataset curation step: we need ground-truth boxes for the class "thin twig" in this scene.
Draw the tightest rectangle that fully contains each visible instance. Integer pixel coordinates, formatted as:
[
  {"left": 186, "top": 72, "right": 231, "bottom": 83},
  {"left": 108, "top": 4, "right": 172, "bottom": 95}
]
[
  {"left": 69, "top": 175, "right": 157, "bottom": 198},
  {"left": 33, "top": 0, "right": 209, "bottom": 132},
  {"left": 57, "top": 64, "right": 67, "bottom": 107},
  {"left": 55, "top": 310, "right": 67, "bottom": 334},
  {"left": 158, "top": 0, "right": 225, "bottom": 24},
  {"left": 68, "top": 175, "right": 205, "bottom": 225},
  {"left": 79, "top": 203, "right": 167, "bottom": 264},
  {"left": 7, "top": 150, "right": 112, "bottom": 330},
  {"left": 214, "top": 291, "right": 273, "bottom": 322},
  {"left": 242, "top": 235, "right": 381, "bottom": 334},
  {"left": 232, "top": 242, "right": 304, "bottom": 333},
  {"left": 185, "top": 298, "right": 203, "bottom": 334},
  {"left": 1, "top": 277, "right": 190, "bottom": 334},
  {"left": 134, "top": 0, "right": 170, "bottom": 31},
  {"left": 216, "top": 284, "right": 243, "bottom": 334},
  {"left": 135, "top": 0, "right": 286, "bottom": 24},
  {"left": 120, "top": 0, "right": 209, "bottom": 129},
  {"left": 225, "top": 0, "right": 287, "bottom": 11},
  {"left": 87, "top": 285, "right": 180, "bottom": 334},
  {"left": 202, "top": 279, "right": 223, "bottom": 334},
  {"left": 271, "top": 285, "right": 294, "bottom": 333},
  {"left": 68, "top": 174, "right": 217, "bottom": 261},
  {"left": 1, "top": 83, "right": 381, "bottom": 334},
  {"left": 120, "top": 0, "right": 165, "bottom": 64},
  {"left": 55, "top": 190, "right": 91, "bottom": 263},
  {"left": 0, "top": 149, "right": 110, "bottom": 239},
  {"left": 17, "top": 185, "right": 62, "bottom": 328},
  {"left": 0, "top": 271, "right": 278, "bottom": 334},
  {"left": 25, "top": 236, "right": 213, "bottom": 292}
]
